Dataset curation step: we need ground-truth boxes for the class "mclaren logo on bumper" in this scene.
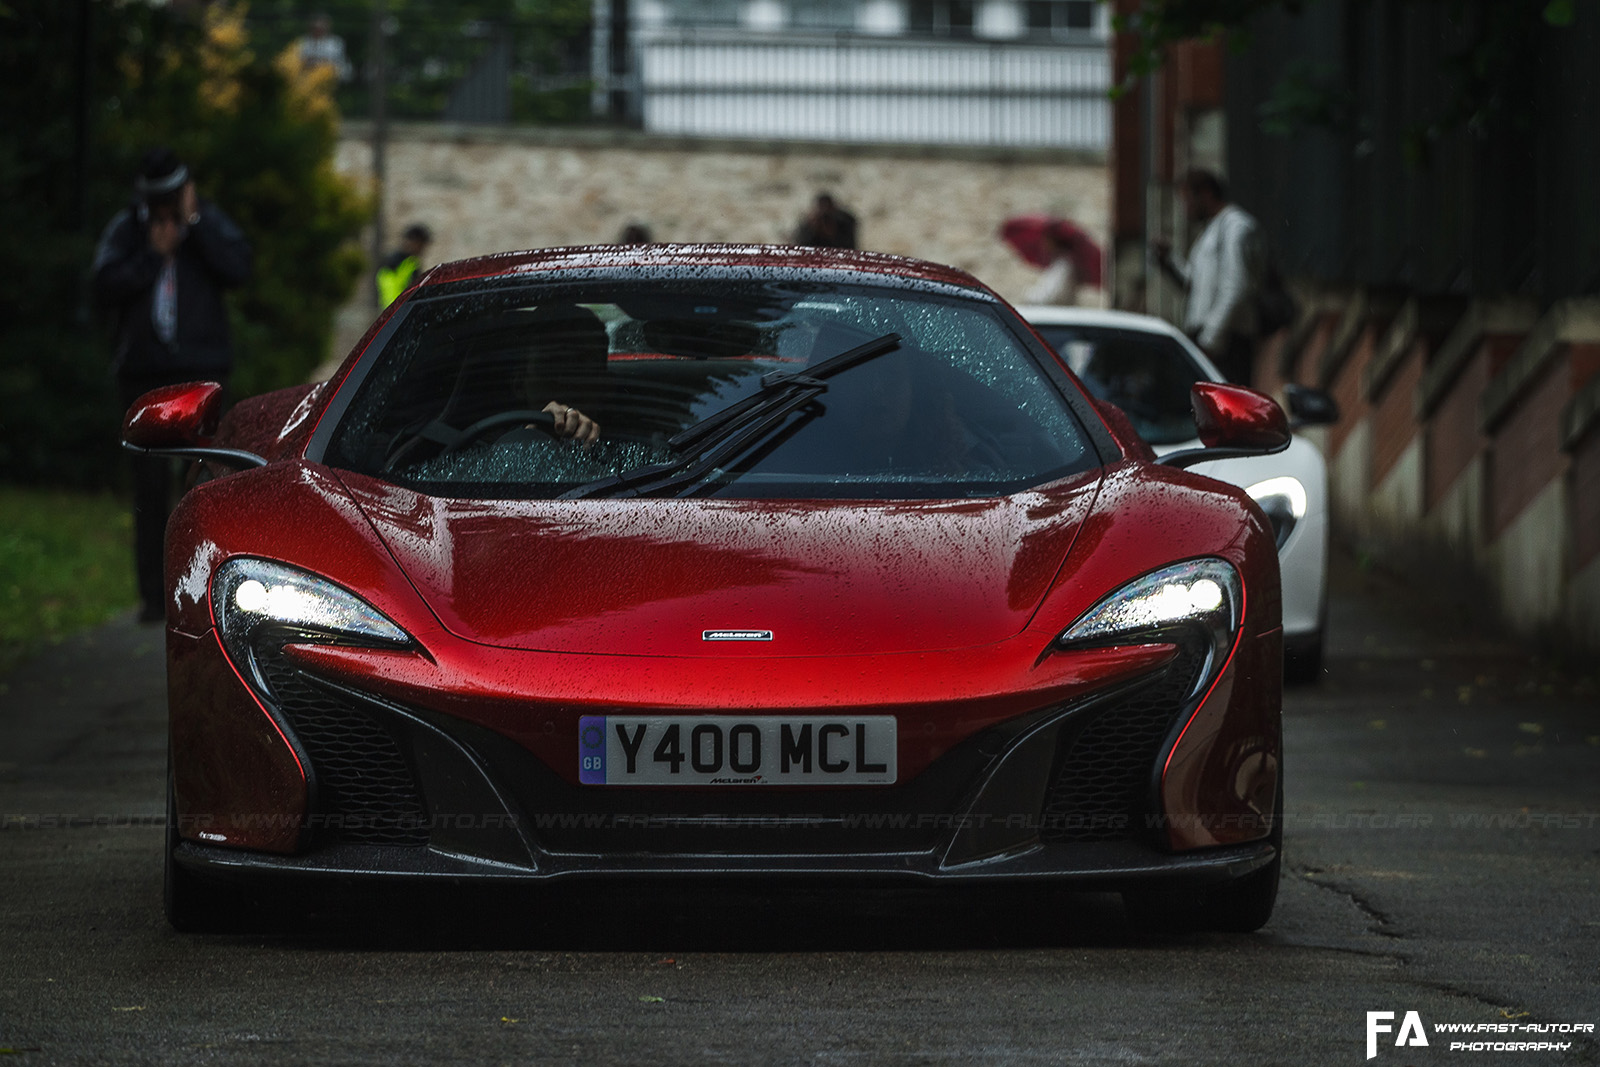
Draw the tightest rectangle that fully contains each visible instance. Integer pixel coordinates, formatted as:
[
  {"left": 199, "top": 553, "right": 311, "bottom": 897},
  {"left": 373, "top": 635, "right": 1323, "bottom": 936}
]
[{"left": 703, "top": 629, "right": 774, "bottom": 641}]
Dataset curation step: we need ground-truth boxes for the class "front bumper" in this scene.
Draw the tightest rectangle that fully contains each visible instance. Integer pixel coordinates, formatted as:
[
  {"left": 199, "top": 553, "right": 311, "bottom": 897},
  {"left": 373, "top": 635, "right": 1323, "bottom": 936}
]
[
  {"left": 170, "top": 618, "right": 1282, "bottom": 888},
  {"left": 175, "top": 836, "right": 1277, "bottom": 889}
]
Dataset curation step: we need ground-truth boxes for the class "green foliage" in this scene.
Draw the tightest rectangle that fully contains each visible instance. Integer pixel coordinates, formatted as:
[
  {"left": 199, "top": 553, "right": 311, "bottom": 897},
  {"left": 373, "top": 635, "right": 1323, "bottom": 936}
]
[
  {"left": 0, "top": 488, "right": 137, "bottom": 676},
  {"left": 0, "top": 2, "right": 148, "bottom": 487},
  {"left": 1255, "top": 59, "right": 1355, "bottom": 137},
  {"left": 243, "top": 0, "right": 593, "bottom": 121},
  {"left": 1110, "top": 0, "right": 1302, "bottom": 88},
  {"left": 0, "top": 1, "right": 370, "bottom": 486},
  {"left": 1118, "top": 0, "right": 1576, "bottom": 164},
  {"left": 1543, "top": 0, "right": 1575, "bottom": 27},
  {"left": 512, "top": 80, "right": 593, "bottom": 124},
  {"left": 195, "top": 58, "right": 373, "bottom": 397}
]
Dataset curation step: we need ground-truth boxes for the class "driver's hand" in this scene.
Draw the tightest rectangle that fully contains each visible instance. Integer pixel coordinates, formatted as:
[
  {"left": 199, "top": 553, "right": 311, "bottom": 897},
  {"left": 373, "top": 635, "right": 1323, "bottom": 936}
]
[{"left": 543, "top": 401, "right": 600, "bottom": 445}]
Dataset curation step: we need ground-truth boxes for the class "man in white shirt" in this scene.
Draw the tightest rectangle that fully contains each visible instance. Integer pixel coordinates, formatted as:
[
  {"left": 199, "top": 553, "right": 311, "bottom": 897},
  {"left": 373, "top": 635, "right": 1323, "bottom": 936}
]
[{"left": 1153, "top": 170, "right": 1264, "bottom": 385}]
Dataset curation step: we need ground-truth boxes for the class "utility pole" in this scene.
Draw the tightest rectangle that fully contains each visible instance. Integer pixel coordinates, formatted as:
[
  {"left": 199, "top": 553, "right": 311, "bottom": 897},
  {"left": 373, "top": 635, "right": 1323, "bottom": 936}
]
[
  {"left": 610, "top": 0, "right": 630, "bottom": 121},
  {"left": 591, "top": 0, "right": 611, "bottom": 119},
  {"left": 370, "top": 0, "right": 389, "bottom": 308}
]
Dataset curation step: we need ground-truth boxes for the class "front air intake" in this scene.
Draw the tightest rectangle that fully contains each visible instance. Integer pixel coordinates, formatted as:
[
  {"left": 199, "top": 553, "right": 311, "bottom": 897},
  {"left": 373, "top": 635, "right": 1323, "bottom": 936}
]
[
  {"left": 1038, "top": 643, "right": 1206, "bottom": 843},
  {"left": 256, "top": 654, "right": 429, "bottom": 846}
]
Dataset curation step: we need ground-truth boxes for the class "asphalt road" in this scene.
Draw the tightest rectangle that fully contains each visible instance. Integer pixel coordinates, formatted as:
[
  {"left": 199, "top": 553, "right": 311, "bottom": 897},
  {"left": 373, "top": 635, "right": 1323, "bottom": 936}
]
[{"left": 1, "top": 551, "right": 1596, "bottom": 1065}]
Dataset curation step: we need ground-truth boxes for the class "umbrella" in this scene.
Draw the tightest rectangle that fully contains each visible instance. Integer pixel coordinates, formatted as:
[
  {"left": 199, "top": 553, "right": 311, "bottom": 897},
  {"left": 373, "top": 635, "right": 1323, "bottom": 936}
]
[{"left": 999, "top": 215, "right": 1104, "bottom": 288}]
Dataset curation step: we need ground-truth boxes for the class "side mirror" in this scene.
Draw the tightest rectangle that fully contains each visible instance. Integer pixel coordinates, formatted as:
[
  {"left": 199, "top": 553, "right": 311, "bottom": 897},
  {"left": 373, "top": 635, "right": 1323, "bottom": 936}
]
[
  {"left": 122, "top": 381, "right": 266, "bottom": 469},
  {"left": 1162, "top": 382, "right": 1291, "bottom": 468},
  {"left": 1284, "top": 383, "right": 1340, "bottom": 428},
  {"left": 123, "top": 381, "right": 224, "bottom": 450}
]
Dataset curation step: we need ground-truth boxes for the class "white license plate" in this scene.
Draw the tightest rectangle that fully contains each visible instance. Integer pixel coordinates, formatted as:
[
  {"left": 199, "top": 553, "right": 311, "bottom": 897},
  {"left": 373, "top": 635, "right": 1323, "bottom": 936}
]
[{"left": 578, "top": 715, "right": 897, "bottom": 786}]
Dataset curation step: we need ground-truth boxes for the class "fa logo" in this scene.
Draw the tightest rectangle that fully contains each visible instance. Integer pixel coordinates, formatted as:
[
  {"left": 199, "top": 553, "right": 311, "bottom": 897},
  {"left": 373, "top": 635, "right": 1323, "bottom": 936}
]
[{"left": 1367, "top": 1011, "right": 1429, "bottom": 1059}]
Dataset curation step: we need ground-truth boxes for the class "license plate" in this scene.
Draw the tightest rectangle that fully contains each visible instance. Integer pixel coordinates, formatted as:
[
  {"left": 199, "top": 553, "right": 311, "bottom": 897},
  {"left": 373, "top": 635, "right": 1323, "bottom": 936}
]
[{"left": 578, "top": 715, "right": 897, "bottom": 786}]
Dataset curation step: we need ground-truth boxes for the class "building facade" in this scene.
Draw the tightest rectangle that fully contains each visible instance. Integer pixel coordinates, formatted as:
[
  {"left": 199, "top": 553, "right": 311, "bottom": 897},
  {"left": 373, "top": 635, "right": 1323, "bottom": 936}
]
[{"left": 593, "top": 0, "right": 1113, "bottom": 149}]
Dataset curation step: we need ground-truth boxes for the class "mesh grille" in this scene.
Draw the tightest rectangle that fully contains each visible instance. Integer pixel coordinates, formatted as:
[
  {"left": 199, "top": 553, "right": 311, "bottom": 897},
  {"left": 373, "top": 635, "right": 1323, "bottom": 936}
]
[
  {"left": 1039, "top": 643, "right": 1206, "bottom": 843},
  {"left": 258, "top": 655, "right": 429, "bottom": 846}
]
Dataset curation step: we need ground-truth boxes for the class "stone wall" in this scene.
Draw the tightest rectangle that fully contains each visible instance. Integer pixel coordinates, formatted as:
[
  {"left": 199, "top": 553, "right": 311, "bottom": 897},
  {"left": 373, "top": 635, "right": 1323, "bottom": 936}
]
[{"left": 334, "top": 123, "right": 1108, "bottom": 308}]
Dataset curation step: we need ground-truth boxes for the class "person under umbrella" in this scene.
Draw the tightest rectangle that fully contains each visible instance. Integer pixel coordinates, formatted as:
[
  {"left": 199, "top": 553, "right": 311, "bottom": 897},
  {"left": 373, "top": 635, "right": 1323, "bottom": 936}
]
[{"left": 1000, "top": 216, "right": 1103, "bottom": 306}]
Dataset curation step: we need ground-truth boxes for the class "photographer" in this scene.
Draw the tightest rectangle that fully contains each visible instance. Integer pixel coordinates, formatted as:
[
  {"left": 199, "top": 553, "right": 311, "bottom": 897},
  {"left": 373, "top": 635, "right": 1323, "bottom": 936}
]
[{"left": 92, "top": 147, "right": 252, "bottom": 622}]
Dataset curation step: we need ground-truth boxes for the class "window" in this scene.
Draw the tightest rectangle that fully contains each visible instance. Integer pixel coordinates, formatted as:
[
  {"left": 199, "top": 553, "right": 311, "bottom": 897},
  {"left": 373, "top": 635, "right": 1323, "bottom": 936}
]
[
  {"left": 327, "top": 278, "right": 1095, "bottom": 500},
  {"left": 675, "top": 0, "right": 742, "bottom": 27},
  {"left": 908, "top": 0, "right": 975, "bottom": 37},
  {"left": 789, "top": 0, "right": 854, "bottom": 30},
  {"left": 1033, "top": 326, "right": 1208, "bottom": 446},
  {"left": 1026, "top": 0, "right": 1094, "bottom": 36}
]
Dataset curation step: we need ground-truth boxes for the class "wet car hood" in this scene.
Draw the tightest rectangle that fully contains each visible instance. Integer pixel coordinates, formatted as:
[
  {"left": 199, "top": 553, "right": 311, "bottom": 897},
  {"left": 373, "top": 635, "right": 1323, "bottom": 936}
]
[{"left": 337, "top": 473, "right": 1101, "bottom": 656}]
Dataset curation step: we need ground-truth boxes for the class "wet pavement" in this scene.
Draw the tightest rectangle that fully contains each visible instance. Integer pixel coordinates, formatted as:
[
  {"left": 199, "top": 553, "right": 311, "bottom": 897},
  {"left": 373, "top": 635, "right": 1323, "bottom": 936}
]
[{"left": 0, "top": 550, "right": 1596, "bottom": 1065}]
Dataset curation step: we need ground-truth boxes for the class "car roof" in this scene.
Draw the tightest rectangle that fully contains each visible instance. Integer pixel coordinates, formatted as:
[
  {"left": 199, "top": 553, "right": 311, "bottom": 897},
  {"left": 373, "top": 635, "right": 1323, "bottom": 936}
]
[
  {"left": 420, "top": 243, "right": 994, "bottom": 294},
  {"left": 1016, "top": 304, "right": 1226, "bottom": 383},
  {"left": 1014, "top": 304, "right": 1192, "bottom": 339}
]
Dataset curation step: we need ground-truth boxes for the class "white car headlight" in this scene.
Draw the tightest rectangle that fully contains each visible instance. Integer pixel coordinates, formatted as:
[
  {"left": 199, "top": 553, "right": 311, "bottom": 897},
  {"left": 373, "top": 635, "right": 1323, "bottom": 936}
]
[
  {"left": 1245, "top": 476, "right": 1306, "bottom": 550},
  {"left": 213, "top": 558, "right": 410, "bottom": 692},
  {"left": 1057, "top": 558, "right": 1242, "bottom": 699}
]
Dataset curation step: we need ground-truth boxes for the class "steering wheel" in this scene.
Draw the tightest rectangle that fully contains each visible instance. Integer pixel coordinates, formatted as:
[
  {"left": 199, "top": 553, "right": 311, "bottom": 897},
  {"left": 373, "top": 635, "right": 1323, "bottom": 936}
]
[
  {"left": 438, "top": 410, "right": 559, "bottom": 454},
  {"left": 381, "top": 410, "right": 560, "bottom": 473}
]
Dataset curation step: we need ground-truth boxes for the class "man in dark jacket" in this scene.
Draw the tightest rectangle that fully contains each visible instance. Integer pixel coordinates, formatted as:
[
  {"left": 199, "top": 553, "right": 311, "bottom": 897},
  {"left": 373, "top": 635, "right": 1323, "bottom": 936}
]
[
  {"left": 793, "top": 192, "right": 858, "bottom": 250},
  {"left": 93, "top": 148, "right": 252, "bottom": 621}
]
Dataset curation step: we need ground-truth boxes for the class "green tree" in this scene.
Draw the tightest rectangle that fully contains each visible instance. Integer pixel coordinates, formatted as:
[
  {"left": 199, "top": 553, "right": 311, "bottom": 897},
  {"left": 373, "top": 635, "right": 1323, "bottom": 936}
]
[
  {"left": 244, "top": 0, "right": 594, "bottom": 122},
  {"left": 103, "top": 4, "right": 373, "bottom": 398},
  {"left": 0, "top": 1, "right": 371, "bottom": 485},
  {"left": 0, "top": 1, "right": 144, "bottom": 487}
]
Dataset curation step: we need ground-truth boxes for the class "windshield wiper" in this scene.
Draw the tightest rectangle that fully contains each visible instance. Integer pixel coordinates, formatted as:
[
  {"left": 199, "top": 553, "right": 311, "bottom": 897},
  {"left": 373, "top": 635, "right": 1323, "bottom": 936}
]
[{"left": 559, "top": 332, "right": 902, "bottom": 500}]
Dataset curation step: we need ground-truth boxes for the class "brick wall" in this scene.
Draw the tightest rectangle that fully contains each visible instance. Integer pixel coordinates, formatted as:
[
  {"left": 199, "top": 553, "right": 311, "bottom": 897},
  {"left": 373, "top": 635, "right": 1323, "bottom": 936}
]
[
  {"left": 1282, "top": 293, "right": 1600, "bottom": 654},
  {"left": 1293, "top": 315, "right": 1336, "bottom": 397},
  {"left": 1370, "top": 342, "right": 1423, "bottom": 487},
  {"left": 1572, "top": 425, "right": 1600, "bottom": 572},
  {"left": 1487, "top": 359, "right": 1571, "bottom": 538},
  {"left": 1424, "top": 346, "right": 1493, "bottom": 513},
  {"left": 1325, "top": 326, "right": 1374, "bottom": 461}
]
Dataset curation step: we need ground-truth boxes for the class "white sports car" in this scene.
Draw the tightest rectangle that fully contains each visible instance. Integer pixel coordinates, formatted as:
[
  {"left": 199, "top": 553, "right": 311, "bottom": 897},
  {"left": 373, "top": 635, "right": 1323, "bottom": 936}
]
[{"left": 1021, "top": 306, "right": 1337, "bottom": 681}]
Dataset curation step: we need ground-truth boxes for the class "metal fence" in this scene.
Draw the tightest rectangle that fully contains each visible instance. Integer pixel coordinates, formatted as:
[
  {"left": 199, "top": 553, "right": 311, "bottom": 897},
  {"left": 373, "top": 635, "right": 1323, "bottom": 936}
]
[
  {"left": 243, "top": 8, "right": 1111, "bottom": 150},
  {"left": 636, "top": 31, "right": 1110, "bottom": 148}
]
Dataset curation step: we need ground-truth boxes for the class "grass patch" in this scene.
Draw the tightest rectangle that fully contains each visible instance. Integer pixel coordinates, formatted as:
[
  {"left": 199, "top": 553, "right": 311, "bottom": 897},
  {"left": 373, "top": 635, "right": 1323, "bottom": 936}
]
[{"left": 0, "top": 487, "right": 137, "bottom": 675}]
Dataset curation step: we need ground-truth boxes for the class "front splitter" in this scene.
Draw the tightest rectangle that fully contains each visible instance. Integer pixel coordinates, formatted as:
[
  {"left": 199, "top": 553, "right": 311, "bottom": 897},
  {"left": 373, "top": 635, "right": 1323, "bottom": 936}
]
[{"left": 176, "top": 836, "right": 1276, "bottom": 890}]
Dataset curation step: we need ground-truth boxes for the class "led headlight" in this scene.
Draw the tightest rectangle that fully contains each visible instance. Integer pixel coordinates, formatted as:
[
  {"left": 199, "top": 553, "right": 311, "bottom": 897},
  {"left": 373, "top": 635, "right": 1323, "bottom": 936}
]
[
  {"left": 1245, "top": 476, "right": 1306, "bottom": 550},
  {"left": 213, "top": 557, "right": 410, "bottom": 694},
  {"left": 1056, "top": 558, "right": 1242, "bottom": 698}
]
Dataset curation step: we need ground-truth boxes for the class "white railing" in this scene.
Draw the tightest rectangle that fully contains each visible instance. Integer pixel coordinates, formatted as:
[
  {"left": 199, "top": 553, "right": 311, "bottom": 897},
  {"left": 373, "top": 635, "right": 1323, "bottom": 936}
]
[{"left": 636, "top": 31, "right": 1110, "bottom": 149}]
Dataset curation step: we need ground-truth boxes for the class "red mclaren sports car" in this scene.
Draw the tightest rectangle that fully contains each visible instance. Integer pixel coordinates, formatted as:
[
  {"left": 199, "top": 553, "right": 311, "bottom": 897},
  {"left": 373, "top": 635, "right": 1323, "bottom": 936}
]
[{"left": 125, "top": 245, "right": 1288, "bottom": 933}]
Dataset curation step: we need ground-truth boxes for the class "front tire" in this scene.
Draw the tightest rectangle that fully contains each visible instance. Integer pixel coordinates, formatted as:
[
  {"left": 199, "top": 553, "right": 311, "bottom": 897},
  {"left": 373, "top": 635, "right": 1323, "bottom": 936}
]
[
  {"left": 1124, "top": 780, "right": 1283, "bottom": 934},
  {"left": 1124, "top": 847, "right": 1281, "bottom": 934},
  {"left": 164, "top": 766, "right": 239, "bottom": 933},
  {"left": 1194, "top": 843, "right": 1281, "bottom": 932},
  {"left": 1284, "top": 628, "right": 1324, "bottom": 685}
]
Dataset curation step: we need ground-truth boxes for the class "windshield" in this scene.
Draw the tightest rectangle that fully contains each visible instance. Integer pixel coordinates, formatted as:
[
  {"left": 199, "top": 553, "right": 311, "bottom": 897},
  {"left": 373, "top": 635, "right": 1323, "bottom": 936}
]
[
  {"left": 1031, "top": 324, "right": 1207, "bottom": 446},
  {"left": 325, "top": 279, "right": 1096, "bottom": 499}
]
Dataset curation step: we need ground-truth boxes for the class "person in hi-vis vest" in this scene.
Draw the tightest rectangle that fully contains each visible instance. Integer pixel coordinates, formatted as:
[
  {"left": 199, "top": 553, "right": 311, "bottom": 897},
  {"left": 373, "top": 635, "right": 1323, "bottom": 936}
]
[{"left": 376, "top": 223, "right": 432, "bottom": 307}]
